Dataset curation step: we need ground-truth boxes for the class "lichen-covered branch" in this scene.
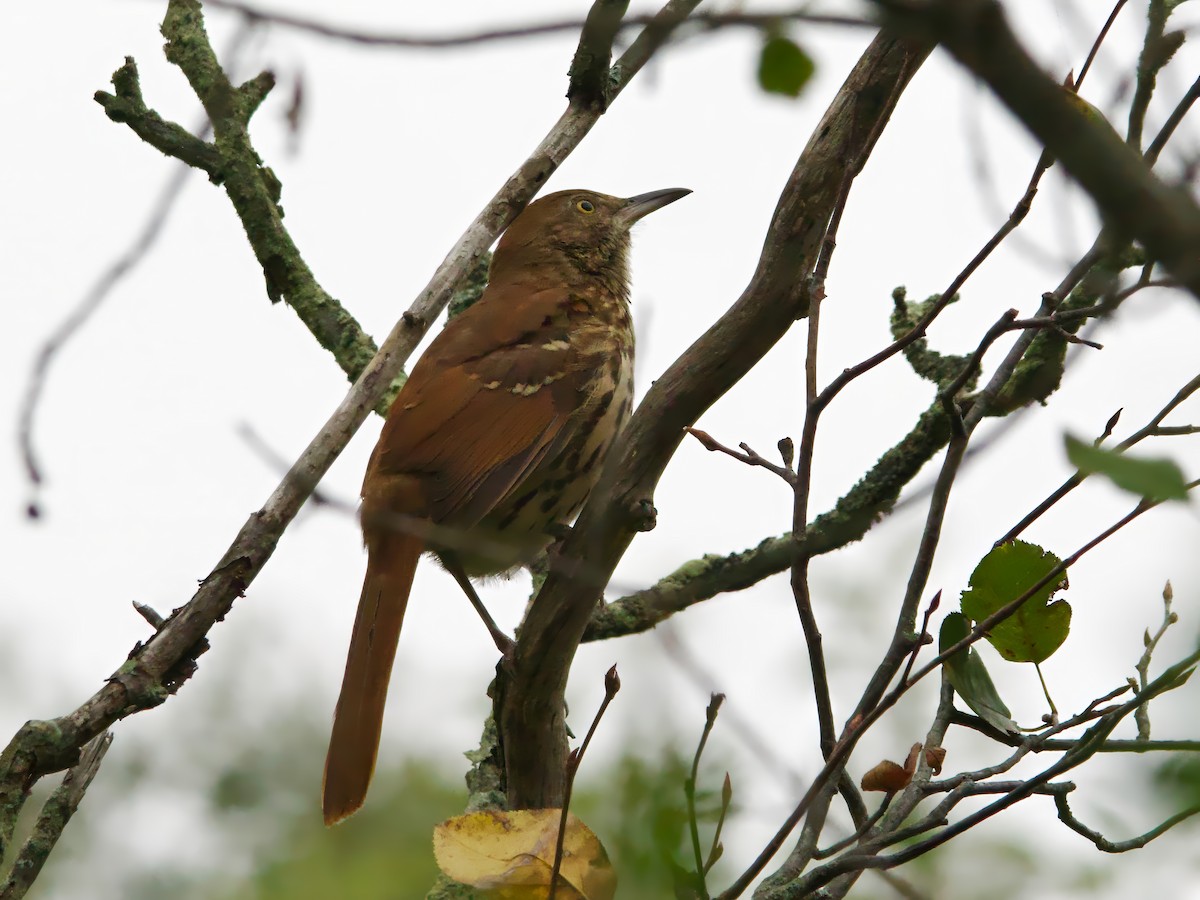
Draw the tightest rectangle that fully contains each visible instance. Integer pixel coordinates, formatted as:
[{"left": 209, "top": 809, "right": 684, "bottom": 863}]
[
  {"left": 95, "top": 5, "right": 381, "bottom": 391},
  {"left": 94, "top": 59, "right": 224, "bottom": 176},
  {"left": 0, "top": 733, "right": 112, "bottom": 900}
]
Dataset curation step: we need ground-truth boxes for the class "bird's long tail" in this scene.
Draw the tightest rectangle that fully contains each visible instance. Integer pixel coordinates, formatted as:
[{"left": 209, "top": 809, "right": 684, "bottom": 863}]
[{"left": 322, "top": 532, "right": 422, "bottom": 825}]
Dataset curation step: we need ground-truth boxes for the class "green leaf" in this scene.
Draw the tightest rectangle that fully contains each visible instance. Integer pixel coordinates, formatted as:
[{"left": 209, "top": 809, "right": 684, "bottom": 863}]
[
  {"left": 757, "top": 36, "right": 815, "bottom": 98},
  {"left": 961, "top": 541, "right": 1071, "bottom": 664},
  {"left": 1065, "top": 434, "right": 1188, "bottom": 501},
  {"left": 940, "top": 612, "right": 1017, "bottom": 733}
]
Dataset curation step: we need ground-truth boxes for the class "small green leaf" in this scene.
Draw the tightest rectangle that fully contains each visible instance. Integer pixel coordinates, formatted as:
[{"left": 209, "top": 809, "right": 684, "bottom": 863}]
[
  {"left": 757, "top": 36, "right": 815, "bottom": 98},
  {"left": 961, "top": 541, "right": 1071, "bottom": 664},
  {"left": 940, "top": 612, "right": 1017, "bottom": 733},
  {"left": 1065, "top": 434, "right": 1188, "bottom": 501}
]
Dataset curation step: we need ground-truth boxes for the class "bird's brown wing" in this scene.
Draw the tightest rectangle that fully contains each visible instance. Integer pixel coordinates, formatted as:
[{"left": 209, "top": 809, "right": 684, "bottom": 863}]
[{"left": 368, "top": 285, "right": 581, "bottom": 526}]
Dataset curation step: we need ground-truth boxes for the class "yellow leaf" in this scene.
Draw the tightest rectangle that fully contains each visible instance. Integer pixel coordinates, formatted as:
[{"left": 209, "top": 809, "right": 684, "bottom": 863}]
[{"left": 434, "top": 809, "right": 616, "bottom": 900}]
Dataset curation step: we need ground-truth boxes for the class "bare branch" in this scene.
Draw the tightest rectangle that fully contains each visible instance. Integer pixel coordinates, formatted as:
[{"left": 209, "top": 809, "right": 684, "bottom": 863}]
[
  {"left": 198, "top": 1, "right": 871, "bottom": 48},
  {"left": 1075, "top": 0, "right": 1131, "bottom": 87},
  {"left": 949, "top": 710, "right": 1200, "bottom": 754},
  {"left": 1055, "top": 791, "right": 1200, "bottom": 853},
  {"left": 685, "top": 428, "right": 797, "bottom": 485},
  {"left": 1145, "top": 75, "right": 1200, "bottom": 166},
  {"left": 874, "top": 0, "right": 1200, "bottom": 299},
  {"left": 568, "top": 0, "right": 629, "bottom": 109},
  {"left": 1126, "top": 0, "right": 1175, "bottom": 150}
]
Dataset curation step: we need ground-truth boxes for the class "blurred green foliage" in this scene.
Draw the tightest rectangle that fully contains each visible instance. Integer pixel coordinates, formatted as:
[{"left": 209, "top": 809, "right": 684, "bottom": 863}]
[
  {"left": 220, "top": 747, "right": 727, "bottom": 899},
  {"left": 756, "top": 34, "right": 815, "bottom": 98},
  {"left": 222, "top": 761, "right": 462, "bottom": 900}
]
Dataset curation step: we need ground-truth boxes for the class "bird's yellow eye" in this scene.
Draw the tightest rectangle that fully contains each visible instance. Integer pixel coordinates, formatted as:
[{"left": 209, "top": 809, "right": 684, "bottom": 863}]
[{"left": 576, "top": 199, "right": 596, "bottom": 214}]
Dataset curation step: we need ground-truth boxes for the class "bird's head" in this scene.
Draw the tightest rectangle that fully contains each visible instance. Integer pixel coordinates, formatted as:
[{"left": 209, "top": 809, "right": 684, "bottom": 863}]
[{"left": 493, "top": 187, "right": 690, "bottom": 287}]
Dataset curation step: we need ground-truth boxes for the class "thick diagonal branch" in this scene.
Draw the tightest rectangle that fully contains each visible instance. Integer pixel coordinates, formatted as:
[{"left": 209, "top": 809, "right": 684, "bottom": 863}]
[{"left": 501, "top": 30, "right": 933, "bottom": 809}]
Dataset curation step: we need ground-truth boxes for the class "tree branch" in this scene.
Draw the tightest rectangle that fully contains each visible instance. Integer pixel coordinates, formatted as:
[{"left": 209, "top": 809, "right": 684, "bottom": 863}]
[
  {"left": 568, "top": 0, "right": 629, "bottom": 109},
  {"left": 0, "top": 733, "right": 112, "bottom": 900}
]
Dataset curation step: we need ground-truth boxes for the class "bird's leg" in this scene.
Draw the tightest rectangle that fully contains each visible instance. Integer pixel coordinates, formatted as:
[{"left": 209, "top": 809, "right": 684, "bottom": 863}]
[
  {"left": 541, "top": 523, "right": 574, "bottom": 572},
  {"left": 440, "top": 552, "right": 516, "bottom": 656}
]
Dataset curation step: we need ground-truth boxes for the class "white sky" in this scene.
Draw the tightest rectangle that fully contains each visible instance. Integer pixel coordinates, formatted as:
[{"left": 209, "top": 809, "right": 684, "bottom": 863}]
[{"left": 4, "top": 1, "right": 1200, "bottom": 897}]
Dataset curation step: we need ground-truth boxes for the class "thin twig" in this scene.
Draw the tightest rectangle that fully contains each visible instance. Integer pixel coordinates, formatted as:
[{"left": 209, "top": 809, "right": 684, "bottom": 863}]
[
  {"left": 1134, "top": 581, "right": 1178, "bottom": 739},
  {"left": 1075, "top": 0, "right": 1131, "bottom": 87},
  {"left": 548, "top": 665, "right": 620, "bottom": 900},
  {"left": 17, "top": 22, "right": 256, "bottom": 506},
  {"left": 198, "top": 1, "right": 870, "bottom": 47},
  {"left": 781, "top": 173, "right": 863, "bottom": 837},
  {"left": 1000, "top": 372, "right": 1200, "bottom": 544},
  {"left": 813, "top": 796, "right": 892, "bottom": 859},
  {"left": 684, "top": 693, "right": 725, "bottom": 895},
  {"left": 811, "top": 139, "right": 1053, "bottom": 421},
  {"left": 1144, "top": 75, "right": 1200, "bottom": 166},
  {"left": 786, "top": 141, "right": 889, "bottom": 862},
  {"left": 804, "top": 169, "right": 855, "bottom": 403},
  {"left": 685, "top": 428, "right": 797, "bottom": 485},
  {"left": 1055, "top": 791, "right": 1200, "bottom": 852},
  {"left": 899, "top": 591, "right": 940, "bottom": 687}
]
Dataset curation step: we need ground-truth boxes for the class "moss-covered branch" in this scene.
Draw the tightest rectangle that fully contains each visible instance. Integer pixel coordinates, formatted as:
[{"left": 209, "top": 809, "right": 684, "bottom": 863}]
[{"left": 95, "top": 4, "right": 382, "bottom": 394}]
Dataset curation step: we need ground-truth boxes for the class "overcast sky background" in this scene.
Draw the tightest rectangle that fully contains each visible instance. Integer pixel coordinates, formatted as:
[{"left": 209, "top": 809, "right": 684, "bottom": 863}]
[{"left": 4, "top": 1, "right": 1200, "bottom": 897}]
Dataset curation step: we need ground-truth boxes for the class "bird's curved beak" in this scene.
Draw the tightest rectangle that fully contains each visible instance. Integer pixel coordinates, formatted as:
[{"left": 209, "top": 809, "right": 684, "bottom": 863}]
[{"left": 616, "top": 188, "right": 692, "bottom": 228}]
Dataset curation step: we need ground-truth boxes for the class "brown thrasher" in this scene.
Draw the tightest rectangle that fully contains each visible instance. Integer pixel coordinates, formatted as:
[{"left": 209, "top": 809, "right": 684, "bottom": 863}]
[{"left": 322, "top": 187, "right": 690, "bottom": 825}]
